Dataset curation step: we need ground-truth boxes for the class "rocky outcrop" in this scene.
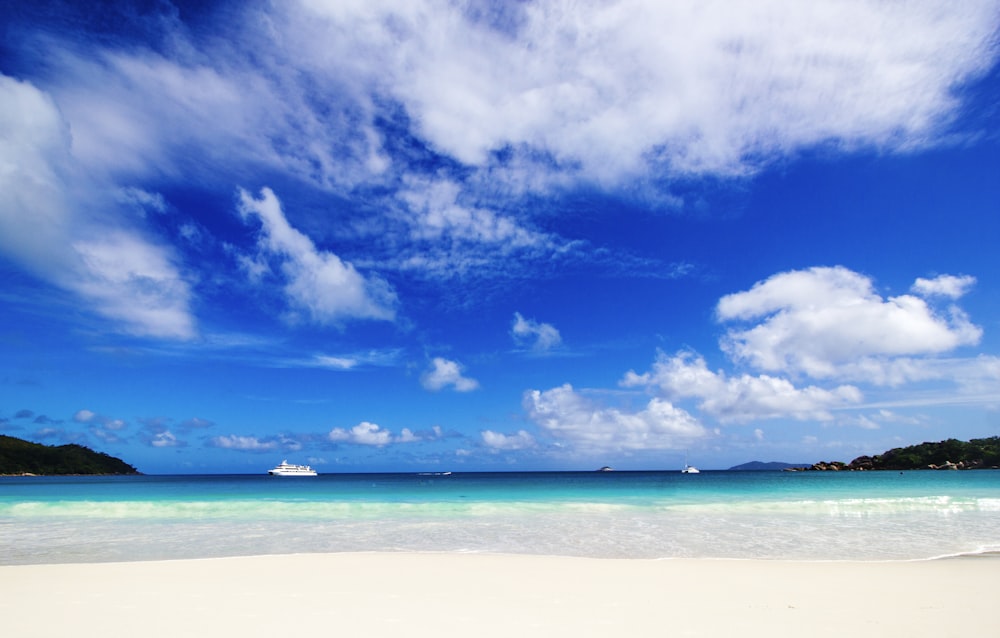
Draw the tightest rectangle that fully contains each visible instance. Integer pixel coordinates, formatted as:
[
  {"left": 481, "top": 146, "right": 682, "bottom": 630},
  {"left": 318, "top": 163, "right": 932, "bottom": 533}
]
[{"left": 803, "top": 461, "right": 848, "bottom": 471}]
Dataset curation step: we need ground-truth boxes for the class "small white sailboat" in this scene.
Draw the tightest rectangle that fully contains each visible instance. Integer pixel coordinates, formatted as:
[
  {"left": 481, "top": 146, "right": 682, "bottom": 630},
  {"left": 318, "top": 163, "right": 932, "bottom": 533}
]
[{"left": 681, "top": 453, "right": 700, "bottom": 473}]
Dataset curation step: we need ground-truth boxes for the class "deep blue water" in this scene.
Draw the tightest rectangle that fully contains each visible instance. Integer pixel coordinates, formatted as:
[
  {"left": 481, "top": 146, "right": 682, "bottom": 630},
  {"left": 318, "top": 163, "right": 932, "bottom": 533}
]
[{"left": 2, "top": 470, "right": 999, "bottom": 564}]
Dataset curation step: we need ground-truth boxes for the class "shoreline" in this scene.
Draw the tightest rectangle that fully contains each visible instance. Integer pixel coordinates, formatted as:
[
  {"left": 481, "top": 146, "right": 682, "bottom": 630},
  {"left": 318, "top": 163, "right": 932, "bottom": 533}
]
[{"left": 2, "top": 552, "right": 996, "bottom": 637}]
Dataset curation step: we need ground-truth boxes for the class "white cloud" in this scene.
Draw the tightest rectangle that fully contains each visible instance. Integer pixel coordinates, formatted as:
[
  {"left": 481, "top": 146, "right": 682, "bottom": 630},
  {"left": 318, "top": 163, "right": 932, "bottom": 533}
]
[
  {"left": 6, "top": 1, "right": 998, "bottom": 353},
  {"left": 328, "top": 421, "right": 420, "bottom": 446},
  {"left": 912, "top": 274, "right": 977, "bottom": 299},
  {"left": 524, "top": 383, "right": 706, "bottom": 453},
  {"left": 237, "top": 187, "right": 397, "bottom": 323},
  {"left": 73, "top": 409, "right": 128, "bottom": 431},
  {"left": 312, "top": 355, "right": 358, "bottom": 370},
  {"left": 421, "top": 357, "right": 480, "bottom": 392},
  {"left": 72, "top": 231, "right": 196, "bottom": 340},
  {"left": 209, "top": 434, "right": 279, "bottom": 451},
  {"left": 115, "top": 187, "right": 167, "bottom": 215},
  {"left": 283, "top": 349, "right": 402, "bottom": 370},
  {"left": 150, "top": 430, "right": 181, "bottom": 448},
  {"left": 10, "top": 2, "right": 996, "bottom": 292},
  {"left": 400, "top": 177, "right": 548, "bottom": 247},
  {"left": 0, "top": 75, "right": 75, "bottom": 275},
  {"left": 623, "top": 351, "right": 863, "bottom": 423},
  {"left": 0, "top": 74, "right": 196, "bottom": 340},
  {"left": 482, "top": 429, "right": 537, "bottom": 451},
  {"left": 511, "top": 312, "right": 562, "bottom": 352},
  {"left": 299, "top": 0, "right": 999, "bottom": 181},
  {"left": 396, "top": 428, "right": 420, "bottom": 444},
  {"left": 717, "top": 267, "right": 982, "bottom": 381}
]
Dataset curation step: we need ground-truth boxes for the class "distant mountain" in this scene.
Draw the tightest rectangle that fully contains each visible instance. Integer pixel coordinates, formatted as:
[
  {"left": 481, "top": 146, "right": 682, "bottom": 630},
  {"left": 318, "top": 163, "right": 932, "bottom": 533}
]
[
  {"left": 728, "top": 461, "right": 810, "bottom": 471},
  {"left": 0, "top": 435, "right": 139, "bottom": 475}
]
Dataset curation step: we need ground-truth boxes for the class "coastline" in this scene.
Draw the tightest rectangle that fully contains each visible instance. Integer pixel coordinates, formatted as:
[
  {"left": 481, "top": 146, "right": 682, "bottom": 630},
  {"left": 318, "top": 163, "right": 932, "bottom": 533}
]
[{"left": 2, "top": 552, "right": 996, "bottom": 637}]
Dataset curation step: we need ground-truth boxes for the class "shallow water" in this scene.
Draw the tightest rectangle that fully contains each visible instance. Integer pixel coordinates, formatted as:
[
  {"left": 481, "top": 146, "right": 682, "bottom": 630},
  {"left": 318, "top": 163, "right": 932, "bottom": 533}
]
[{"left": 2, "top": 470, "right": 999, "bottom": 564}]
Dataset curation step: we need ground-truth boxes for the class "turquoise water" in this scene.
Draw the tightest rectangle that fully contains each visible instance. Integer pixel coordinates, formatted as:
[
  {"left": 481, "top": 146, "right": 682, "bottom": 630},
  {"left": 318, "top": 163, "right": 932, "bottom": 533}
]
[{"left": 2, "top": 470, "right": 999, "bottom": 564}]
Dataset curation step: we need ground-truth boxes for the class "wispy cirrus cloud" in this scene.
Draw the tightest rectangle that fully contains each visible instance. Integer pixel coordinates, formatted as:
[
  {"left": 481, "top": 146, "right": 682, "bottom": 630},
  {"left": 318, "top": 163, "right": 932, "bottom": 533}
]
[
  {"left": 293, "top": 0, "right": 1000, "bottom": 181},
  {"left": 5, "top": 1, "right": 996, "bottom": 326},
  {"left": 0, "top": 75, "right": 196, "bottom": 340},
  {"left": 236, "top": 187, "right": 398, "bottom": 324}
]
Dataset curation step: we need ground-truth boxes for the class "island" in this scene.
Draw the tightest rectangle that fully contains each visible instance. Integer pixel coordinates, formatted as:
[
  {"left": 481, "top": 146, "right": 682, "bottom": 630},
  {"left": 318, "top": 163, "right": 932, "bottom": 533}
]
[
  {"left": 0, "top": 435, "right": 139, "bottom": 475},
  {"left": 788, "top": 436, "right": 1000, "bottom": 471}
]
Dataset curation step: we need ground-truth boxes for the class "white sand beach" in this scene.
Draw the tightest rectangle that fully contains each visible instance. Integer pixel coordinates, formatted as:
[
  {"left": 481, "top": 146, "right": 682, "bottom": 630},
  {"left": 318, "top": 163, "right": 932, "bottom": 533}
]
[{"left": 1, "top": 553, "right": 995, "bottom": 637}]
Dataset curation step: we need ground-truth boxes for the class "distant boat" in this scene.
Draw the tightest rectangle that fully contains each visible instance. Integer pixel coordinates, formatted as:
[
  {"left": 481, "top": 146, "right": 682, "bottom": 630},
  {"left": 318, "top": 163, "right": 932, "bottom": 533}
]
[
  {"left": 267, "top": 460, "right": 317, "bottom": 476},
  {"left": 597, "top": 466, "right": 614, "bottom": 472},
  {"left": 681, "top": 453, "right": 700, "bottom": 474}
]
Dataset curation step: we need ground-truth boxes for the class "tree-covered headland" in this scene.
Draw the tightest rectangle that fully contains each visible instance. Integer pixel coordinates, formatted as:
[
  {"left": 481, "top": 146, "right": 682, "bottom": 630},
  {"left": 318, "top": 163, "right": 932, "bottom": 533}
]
[
  {"left": 797, "top": 437, "right": 1000, "bottom": 471},
  {"left": 0, "top": 435, "right": 139, "bottom": 475}
]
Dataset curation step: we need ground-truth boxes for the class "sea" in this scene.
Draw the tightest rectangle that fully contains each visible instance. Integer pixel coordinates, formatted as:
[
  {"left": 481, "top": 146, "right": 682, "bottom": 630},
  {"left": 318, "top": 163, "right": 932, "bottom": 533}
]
[{"left": 2, "top": 470, "right": 999, "bottom": 565}]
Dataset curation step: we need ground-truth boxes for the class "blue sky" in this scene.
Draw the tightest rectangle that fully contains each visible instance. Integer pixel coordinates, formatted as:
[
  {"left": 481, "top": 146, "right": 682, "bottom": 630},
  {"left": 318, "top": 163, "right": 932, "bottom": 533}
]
[{"left": 2, "top": 0, "right": 999, "bottom": 474}]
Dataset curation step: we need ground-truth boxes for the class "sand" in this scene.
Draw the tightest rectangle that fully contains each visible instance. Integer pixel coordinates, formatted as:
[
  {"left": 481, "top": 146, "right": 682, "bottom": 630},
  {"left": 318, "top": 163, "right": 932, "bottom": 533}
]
[{"left": 1, "top": 553, "right": 995, "bottom": 637}]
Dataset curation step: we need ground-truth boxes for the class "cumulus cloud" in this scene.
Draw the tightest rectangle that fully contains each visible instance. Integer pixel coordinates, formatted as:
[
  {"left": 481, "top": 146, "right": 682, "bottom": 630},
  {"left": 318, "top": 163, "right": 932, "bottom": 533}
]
[
  {"left": 717, "top": 266, "right": 982, "bottom": 382},
  {"left": 614, "top": 267, "right": 996, "bottom": 433},
  {"left": 482, "top": 429, "right": 537, "bottom": 451},
  {"left": 421, "top": 357, "right": 480, "bottom": 392},
  {"left": 209, "top": 434, "right": 281, "bottom": 451},
  {"left": 73, "top": 409, "right": 127, "bottom": 430},
  {"left": 524, "top": 384, "right": 706, "bottom": 453},
  {"left": 328, "top": 421, "right": 420, "bottom": 446},
  {"left": 511, "top": 312, "right": 562, "bottom": 352},
  {"left": 622, "top": 351, "right": 863, "bottom": 423},
  {"left": 236, "top": 187, "right": 398, "bottom": 324},
  {"left": 912, "top": 274, "right": 977, "bottom": 299},
  {"left": 149, "top": 430, "right": 182, "bottom": 448}
]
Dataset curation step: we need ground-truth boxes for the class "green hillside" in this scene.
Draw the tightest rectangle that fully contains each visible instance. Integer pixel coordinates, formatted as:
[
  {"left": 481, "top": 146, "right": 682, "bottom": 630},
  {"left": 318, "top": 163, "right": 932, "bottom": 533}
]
[
  {"left": 798, "top": 436, "right": 1000, "bottom": 471},
  {"left": 0, "top": 435, "right": 139, "bottom": 475}
]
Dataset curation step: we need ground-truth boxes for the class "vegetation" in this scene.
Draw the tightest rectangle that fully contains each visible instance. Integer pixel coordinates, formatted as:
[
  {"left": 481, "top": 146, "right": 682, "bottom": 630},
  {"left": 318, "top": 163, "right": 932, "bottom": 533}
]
[
  {"left": 801, "top": 437, "right": 1000, "bottom": 471},
  {"left": 0, "top": 435, "right": 139, "bottom": 475}
]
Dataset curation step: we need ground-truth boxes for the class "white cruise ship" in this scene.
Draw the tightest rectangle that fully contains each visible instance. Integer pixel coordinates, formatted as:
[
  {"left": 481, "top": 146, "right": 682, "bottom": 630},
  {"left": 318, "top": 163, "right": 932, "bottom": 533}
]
[{"left": 267, "top": 460, "right": 318, "bottom": 476}]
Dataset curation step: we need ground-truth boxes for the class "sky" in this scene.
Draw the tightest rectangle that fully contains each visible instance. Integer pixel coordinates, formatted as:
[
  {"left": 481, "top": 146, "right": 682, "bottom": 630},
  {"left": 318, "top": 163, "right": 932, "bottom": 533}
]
[{"left": 1, "top": 0, "right": 999, "bottom": 474}]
